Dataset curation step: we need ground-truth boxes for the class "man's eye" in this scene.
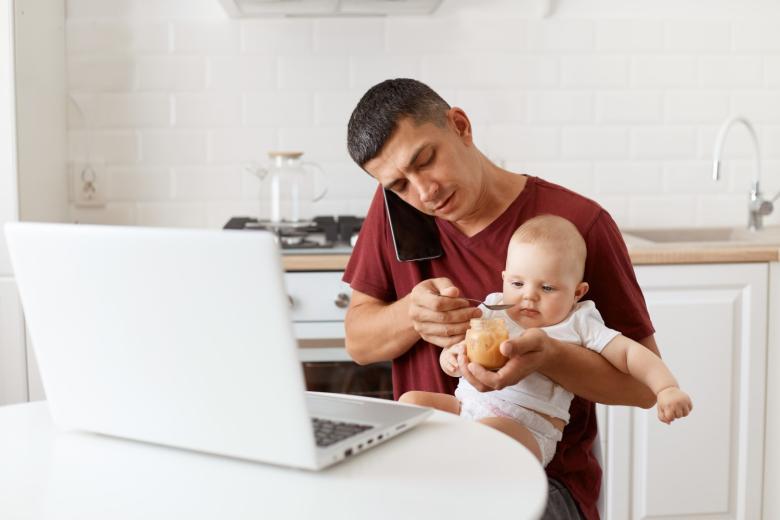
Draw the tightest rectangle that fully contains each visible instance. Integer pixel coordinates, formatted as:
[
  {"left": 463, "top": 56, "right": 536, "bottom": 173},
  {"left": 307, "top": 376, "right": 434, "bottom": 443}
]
[
  {"left": 392, "top": 181, "right": 407, "bottom": 193},
  {"left": 420, "top": 151, "right": 435, "bottom": 168}
]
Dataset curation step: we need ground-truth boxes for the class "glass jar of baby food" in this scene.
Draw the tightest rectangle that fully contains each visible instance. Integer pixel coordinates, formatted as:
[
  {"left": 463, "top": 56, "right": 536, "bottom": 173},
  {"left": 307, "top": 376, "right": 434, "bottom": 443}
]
[{"left": 465, "top": 318, "right": 509, "bottom": 370}]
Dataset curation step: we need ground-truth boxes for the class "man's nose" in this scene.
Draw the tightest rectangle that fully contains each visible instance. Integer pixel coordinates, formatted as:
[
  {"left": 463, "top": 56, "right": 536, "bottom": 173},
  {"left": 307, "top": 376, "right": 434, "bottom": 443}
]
[{"left": 411, "top": 176, "right": 438, "bottom": 204}]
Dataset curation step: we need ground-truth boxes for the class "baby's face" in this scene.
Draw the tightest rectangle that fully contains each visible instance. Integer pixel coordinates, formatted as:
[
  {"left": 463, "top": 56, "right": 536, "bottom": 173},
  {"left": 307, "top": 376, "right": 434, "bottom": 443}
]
[{"left": 502, "top": 242, "right": 587, "bottom": 328}]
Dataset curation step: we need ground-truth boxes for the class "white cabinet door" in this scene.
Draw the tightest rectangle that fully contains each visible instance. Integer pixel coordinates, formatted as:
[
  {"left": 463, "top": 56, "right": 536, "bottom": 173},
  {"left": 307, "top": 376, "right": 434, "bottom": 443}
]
[
  {"left": 0, "top": 0, "right": 18, "bottom": 274},
  {"left": 763, "top": 262, "right": 780, "bottom": 520},
  {"left": 0, "top": 279, "right": 27, "bottom": 405},
  {"left": 604, "top": 263, "right": 767, "bottom": 520},
  {"left": 0, "top": 1, "right": 27, "bottom": 406},
  {"left": 0, "top": 0, "right": 66, "bottom": 406}
]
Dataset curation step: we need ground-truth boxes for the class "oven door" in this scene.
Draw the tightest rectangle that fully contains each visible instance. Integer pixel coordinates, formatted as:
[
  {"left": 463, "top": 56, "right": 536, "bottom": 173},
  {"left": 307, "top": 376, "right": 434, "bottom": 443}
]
[{"left": 302, "top": 360, "right": 393, "bottom": 400}]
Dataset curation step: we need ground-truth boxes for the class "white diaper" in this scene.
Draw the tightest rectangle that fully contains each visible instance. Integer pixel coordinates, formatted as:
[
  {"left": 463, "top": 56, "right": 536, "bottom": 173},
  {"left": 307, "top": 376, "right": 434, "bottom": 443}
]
[{"left": 455, "top": 387, "right": 563, "bottom": 467}]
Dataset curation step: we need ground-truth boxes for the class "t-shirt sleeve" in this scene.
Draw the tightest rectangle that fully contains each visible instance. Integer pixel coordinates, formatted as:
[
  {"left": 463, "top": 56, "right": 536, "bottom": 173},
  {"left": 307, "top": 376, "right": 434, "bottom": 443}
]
[
  {"left": 574, "top": 302, "right": 621, "bottom": 353},
  {"left": 342, "top": 186, "right": 397, "bottom": 302},
  {"left": 583, "top": 210, "right": 655, "bottom": 342}
]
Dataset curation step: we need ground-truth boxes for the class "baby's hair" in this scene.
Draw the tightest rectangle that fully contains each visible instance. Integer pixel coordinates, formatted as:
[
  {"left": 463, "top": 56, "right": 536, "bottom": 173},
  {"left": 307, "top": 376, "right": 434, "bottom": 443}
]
[{"left": 508, "top": 214, "right": 587, "bottom": 279}]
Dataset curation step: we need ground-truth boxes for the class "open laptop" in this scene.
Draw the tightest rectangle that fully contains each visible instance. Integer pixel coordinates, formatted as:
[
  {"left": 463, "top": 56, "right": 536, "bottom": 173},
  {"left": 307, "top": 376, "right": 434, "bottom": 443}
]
[{"left": 4, "top": 222, "right": 431, "bottom": 470}]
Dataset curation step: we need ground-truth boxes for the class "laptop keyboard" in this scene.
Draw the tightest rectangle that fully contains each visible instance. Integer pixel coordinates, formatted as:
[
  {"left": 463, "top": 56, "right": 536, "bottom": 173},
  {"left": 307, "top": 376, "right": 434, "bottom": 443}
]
[{"left": 311, "top": 417, "right": 374, "bottom": 447}]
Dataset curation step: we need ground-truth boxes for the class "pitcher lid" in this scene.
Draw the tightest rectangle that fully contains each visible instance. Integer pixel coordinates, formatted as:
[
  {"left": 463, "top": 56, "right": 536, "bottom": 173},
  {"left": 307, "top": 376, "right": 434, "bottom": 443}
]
[{"left": 268, "top": 151, "right": 304, "bottom": 159}]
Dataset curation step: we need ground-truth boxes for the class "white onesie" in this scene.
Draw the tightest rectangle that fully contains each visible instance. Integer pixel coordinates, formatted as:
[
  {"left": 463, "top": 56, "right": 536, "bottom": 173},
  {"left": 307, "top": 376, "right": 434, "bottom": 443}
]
[{"left": 454, "top": 293, "right": 620, "bottom": 466}]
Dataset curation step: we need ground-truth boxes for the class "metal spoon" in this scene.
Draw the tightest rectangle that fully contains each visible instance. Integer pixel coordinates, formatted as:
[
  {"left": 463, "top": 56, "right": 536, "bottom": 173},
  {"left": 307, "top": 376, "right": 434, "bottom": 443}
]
[{"left": 440, "top": 294, "right": 515, "bottom": 311}]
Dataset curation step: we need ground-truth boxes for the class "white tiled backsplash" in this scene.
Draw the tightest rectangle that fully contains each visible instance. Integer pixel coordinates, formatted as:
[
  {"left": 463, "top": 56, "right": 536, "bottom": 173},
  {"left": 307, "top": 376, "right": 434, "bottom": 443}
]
[{"left": 66, "top": 0, "right": 780, "bottom": 230}]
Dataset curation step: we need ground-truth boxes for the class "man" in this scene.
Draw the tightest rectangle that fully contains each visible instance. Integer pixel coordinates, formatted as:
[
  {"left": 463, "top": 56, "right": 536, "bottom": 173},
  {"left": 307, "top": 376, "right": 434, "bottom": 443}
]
[{"left": 342, "top": 78, "right": 657, "bottom": 520}]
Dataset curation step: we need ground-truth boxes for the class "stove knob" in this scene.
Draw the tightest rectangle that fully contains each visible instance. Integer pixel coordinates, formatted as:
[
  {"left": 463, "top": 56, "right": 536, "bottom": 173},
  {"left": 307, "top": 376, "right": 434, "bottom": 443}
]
[{"left": 334, "top": 292, "right": 351, "bottom": 309}]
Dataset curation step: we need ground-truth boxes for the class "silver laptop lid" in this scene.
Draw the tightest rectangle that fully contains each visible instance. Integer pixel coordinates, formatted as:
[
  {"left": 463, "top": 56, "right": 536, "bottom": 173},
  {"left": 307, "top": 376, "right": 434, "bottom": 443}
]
[{"left": 5, "top": 223, "right": 318, "bottom": 467}]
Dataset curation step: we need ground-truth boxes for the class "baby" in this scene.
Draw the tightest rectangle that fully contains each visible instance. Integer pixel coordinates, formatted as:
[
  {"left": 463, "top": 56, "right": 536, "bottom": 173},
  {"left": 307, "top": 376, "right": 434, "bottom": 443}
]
[{"left": 400, "top": 214, "right": 692, "bottom": 466}]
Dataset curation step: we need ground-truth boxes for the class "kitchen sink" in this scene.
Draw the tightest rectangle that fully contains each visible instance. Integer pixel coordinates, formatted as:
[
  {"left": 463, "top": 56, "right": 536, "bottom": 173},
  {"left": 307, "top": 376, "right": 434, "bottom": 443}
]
[{"left": 622, "top": 225, "right": 780, "bottom": 245}]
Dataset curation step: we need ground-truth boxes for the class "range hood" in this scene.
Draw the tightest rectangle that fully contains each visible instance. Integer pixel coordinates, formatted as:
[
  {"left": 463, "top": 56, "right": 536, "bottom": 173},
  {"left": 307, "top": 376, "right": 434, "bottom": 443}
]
[{"left": 219, "top": 0, "right": 443, "bottom": 17}]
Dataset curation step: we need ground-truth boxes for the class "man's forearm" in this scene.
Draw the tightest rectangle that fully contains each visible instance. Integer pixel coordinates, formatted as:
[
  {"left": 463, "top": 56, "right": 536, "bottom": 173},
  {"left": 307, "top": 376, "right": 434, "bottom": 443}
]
[
  {"left": 344, "top": 295, "right": 420, "bottom": 365},
  {"left": 540, "top": 335, "right": 658, "bottom": 408}
]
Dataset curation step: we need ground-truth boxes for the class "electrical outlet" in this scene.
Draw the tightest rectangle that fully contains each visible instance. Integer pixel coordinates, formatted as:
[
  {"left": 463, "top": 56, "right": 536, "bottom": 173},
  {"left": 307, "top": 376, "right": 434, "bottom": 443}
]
[{"left": 70, "top": 161, "right": 106, "bottom": 208}]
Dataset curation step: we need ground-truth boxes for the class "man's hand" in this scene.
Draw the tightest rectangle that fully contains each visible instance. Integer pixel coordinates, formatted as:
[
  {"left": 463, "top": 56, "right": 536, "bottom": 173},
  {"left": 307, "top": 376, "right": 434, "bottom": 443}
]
[
  {"left": 439, "top": 342, "right": 465, "bottom": 377},
  {"left": 458, "top": 328, "right": 550, "bottom": 391},
  {"left": 656, "top": 387, "right": 693, "bottom": 424},
  {"left": 408, "top": 278, "right": 482, "bottom": 349}
]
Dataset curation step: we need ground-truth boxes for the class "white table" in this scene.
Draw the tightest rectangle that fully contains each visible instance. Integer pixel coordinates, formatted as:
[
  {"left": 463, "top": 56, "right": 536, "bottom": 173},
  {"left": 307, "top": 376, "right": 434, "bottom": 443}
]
[{"left": 0, "top": 401, "right": 547, "bottom": 519}]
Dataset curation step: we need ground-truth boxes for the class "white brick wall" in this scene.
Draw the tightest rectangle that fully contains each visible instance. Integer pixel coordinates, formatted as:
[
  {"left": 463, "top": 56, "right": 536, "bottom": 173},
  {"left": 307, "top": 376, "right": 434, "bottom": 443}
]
[
  {"left": 598, "top": 91, "right": 663, "bottom": 123},
  {"left": 174, "top": 93, "right": 242, "bottom": 128},
  {"left": 65, "top": 0, "right": 780, "bottom": 229},
  {"left": 595, "top": 20, "right": 663, "bottom": 51},
  {"left": 530, "top": 91, "right": 592, "bottom": 123},
  {"left": 562, "top": 128, "right": 629, "bottom": 159},
  {"left": 173, "top": 22, "right": 240, "bottom": 53},
  {"left": 137, "top": 56, "right": 205, "bottom": 91}
]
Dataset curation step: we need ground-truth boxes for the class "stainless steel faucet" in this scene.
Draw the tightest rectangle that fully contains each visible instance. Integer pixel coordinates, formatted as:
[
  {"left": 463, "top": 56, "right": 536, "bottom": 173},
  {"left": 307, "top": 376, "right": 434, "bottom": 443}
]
[{"left": 712, "top": 115, "right": 779, "bottom": 230}]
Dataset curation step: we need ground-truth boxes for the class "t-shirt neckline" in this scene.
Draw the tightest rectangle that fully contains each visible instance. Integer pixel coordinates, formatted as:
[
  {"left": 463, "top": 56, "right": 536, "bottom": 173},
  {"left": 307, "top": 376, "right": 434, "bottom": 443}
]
[{"left": 437, "top": 175, "right": 537, "bottom": 248}]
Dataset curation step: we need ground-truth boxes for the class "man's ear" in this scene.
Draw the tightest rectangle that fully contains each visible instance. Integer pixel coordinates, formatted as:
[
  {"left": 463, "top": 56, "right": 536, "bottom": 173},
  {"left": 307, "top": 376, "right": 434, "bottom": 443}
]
[
  {"left": 574, "top": 282, "right": 589, "bottom": 301},
  {"left": 449, "top": 107, "right": 472, "bottom": 142}
]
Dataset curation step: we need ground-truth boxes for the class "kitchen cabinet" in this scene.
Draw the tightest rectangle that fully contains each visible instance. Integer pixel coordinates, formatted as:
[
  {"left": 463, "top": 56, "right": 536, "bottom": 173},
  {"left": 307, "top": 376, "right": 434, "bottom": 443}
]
[
  {"left": 763, "top": 262, "right": 780, "bottom": 520},
  {"left": 0, "top": 0, "right": 25, "bottom": 406},
  {"left": 602, "top": 262, "right": 768, "bottom": 520},
  {"left": 0, "top": 281, "right": 26, "bottom": 405},
  {"left": 0, "top": 0, "right": 67, "bottom": 405}
]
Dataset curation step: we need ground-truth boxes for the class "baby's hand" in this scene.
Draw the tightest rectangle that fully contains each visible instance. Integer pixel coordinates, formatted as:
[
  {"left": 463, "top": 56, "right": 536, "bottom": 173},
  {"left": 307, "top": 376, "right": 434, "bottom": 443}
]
[
  {"left": 656, "top": 387, "right": 693, "bottom": 424},
  {"left": 440, "top": 342, "right": 466, "bottom": 377}
]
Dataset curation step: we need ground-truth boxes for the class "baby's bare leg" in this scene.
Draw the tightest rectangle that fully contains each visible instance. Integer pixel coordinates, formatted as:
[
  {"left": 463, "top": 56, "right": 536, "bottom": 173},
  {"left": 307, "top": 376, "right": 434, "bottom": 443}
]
[
  {"left": 478, "top": 416, "right": 543, "bottom": 464},
  {"left": 398, "top": 391, "right": 460, "bottom": 415}
]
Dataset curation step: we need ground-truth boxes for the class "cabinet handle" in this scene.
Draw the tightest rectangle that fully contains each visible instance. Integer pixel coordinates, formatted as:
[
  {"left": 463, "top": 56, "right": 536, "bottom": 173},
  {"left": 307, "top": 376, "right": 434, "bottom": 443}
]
[
  {"left": 334, "top": 292, "right": 351, "bottom": 309},
  {"left": 288, "top": 295, "right": 294, "bottom": 308}
]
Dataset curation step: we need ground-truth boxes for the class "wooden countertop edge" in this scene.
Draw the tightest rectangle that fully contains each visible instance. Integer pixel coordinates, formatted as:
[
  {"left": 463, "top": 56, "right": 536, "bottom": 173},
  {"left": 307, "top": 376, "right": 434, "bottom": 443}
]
[
  {"left": 282, "top": 247, "right": 780, "bottom": 270},
  {"left": 627, "top": 246, "right": 780, "bottom": 265},
  {"left": 283, "top": 254, "right": 352, "bottom": 271}
]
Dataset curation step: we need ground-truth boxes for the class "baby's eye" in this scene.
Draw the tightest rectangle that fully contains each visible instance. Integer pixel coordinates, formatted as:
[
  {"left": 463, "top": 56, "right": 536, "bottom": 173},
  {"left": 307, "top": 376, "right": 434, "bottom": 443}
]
[
  {"left": 511, "top": 281, "right": 524, "bottom": 288},
  {"left": 542, "top": 285, "right": 555, "bottom": 292}
]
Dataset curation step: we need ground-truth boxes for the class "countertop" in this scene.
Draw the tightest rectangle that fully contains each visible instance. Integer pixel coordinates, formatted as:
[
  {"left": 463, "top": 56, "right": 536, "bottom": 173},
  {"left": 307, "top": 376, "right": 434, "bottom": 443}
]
[
  {"left": 621, "top": 233, "right": 780, "bottom": 265},
  {"left": 282, "top": 226, "right": 780, "bottom": 271}
]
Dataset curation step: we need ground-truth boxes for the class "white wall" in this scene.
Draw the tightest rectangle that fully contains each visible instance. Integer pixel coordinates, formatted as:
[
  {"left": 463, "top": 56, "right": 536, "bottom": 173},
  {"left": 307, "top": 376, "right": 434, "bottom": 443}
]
[{"left": 65, "top": 0, "right": 780, "bottom": 229}]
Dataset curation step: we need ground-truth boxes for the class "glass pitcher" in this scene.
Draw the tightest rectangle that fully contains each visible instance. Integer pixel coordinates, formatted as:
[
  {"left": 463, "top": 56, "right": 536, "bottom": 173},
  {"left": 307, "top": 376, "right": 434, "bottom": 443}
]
[{"left": 249, "top": 151, "right": 327, "bottom": 223}]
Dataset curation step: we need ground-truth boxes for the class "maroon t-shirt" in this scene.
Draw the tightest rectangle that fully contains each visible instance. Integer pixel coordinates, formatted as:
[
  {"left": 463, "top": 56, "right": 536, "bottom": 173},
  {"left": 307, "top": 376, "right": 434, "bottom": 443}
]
[{"left": 343, "top": 176, "right": 654, "bottom": 520}]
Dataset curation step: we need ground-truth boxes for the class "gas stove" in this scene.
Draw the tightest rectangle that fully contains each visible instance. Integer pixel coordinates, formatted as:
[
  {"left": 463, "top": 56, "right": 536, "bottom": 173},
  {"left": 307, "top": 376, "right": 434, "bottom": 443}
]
[{"left": 223, "top": 215, "right": 363, "bottom": 253}]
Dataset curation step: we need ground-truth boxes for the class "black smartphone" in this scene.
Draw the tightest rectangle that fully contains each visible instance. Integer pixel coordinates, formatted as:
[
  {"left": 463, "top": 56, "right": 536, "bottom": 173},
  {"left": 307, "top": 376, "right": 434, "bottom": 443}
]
[{"left": 383, "top": 188, "right": 443, "bottom": 262}]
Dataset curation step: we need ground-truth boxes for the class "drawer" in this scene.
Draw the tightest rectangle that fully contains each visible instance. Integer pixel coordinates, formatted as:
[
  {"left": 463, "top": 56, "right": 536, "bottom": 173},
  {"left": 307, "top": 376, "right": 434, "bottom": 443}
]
[{"left": 284, "top": 271, "right": 351, "bottom": 322}]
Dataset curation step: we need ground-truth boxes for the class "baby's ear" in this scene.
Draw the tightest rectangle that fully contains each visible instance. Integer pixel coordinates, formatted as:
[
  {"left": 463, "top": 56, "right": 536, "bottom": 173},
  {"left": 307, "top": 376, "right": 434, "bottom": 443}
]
[
  {"left": 501, "top": 270, "right": 507, "bottom": 281},
  {"left": 575, "top": 282, "right": 589, "bottom": 301}
]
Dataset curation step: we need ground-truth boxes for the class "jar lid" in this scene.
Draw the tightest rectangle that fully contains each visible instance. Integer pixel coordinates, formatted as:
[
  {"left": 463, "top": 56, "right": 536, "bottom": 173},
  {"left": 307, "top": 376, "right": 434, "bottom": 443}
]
[{"left": 469, "top": 317, "right": 507, "bottom": 328}]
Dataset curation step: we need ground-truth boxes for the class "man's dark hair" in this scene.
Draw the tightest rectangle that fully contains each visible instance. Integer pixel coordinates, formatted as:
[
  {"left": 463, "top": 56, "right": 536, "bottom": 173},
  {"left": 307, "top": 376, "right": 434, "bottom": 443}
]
[{"left": 347, "top": 78, "right": 451, "bottom": 167}]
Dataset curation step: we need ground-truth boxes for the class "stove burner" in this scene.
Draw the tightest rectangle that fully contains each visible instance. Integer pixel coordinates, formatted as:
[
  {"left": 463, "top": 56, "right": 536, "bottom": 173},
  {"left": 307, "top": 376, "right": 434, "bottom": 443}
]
[{"left": 223, "top": 216, "right": 363, "bottom": 250}]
